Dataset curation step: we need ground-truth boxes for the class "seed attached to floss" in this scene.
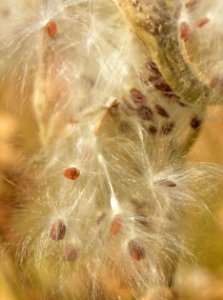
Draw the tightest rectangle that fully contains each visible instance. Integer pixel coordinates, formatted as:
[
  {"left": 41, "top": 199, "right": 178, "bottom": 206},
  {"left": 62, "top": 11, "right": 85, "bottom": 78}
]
[
  {"left": 180, "top": 22, "right": 190, "bottom": 41},
  {"left": 190, "top": 116, "right": 202, "bottom": 129},
  {"left": 110, "top": 215, "right": 122, "bottom": 235},
  {"left": 185, "top": 0, "right": 197, "bottom": 10},
  {"left": 130, "top": 88, "right": 147, "bottom": 105},
  {"left": 155, "top": 179, "right": 176, "bottom": 187},
  {"left": 160, "top": 122, "right": 175, "bottom": 135},
  {"left": 148, "top": 125, "right": 157, "bottom": 135},
  {"left": 63, "top": 245, "right": 78, "bottom": 262},
  {"left": 138, "top": 105, "right": 154, "bottom": 121},
  {"left": 128, "top": 240, "right": 145, "bottom": 261},
  {"left": 45, "top": 20, "right": 57, "bottom": 38},
  {"left": 50, "top": 220, "right": 66, "bottom": 241},
  {"left": 155, "top": 104, "right": 169, "bottom": 118},
  {"left": 63, "top": 167, "right": 80, "bottom": 180},
  {"left": 195, "top": 17, "right": 209, "bottom": 28}
]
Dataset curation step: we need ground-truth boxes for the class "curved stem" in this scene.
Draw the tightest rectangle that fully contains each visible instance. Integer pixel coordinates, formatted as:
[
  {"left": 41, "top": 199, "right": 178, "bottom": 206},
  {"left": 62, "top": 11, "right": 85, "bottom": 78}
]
[{"left": 114, "top": 0, "right": 210, "bottom": 105}]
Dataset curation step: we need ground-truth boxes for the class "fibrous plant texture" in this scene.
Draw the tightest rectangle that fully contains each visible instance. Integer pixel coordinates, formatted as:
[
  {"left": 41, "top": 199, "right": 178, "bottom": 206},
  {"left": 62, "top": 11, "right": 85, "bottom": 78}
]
[{"left": 0, "top": 0, "right": 223, "bottom": 299}]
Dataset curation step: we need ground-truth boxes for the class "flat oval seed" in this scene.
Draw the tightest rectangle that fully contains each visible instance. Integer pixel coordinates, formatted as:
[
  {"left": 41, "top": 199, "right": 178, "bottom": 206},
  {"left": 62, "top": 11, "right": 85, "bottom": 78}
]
[
  {"left": 190, "top": 116, "right": 202, "bottom": 129},
  {"left": 45, "top": 20, "right": 57, "bottom": 38},
  {"left": 155, "top": 104, "right": 169, "bottom": 118},
  {"left": 156, "top": 179, "right": 176, "bottom": 187},
  {"left": 128, "top": 240, "right": 145, "bottom": 260},
  {"left": 111, "top": 215, "right": 121, "bottom": 235},
  {"left": 195, "top": 17, "right": 209, "bottom": 28},
  {"left": 50, "top": 220, "right": 66, "bottom": 241},
  {"left": 160, "top": 122, "right": 175, "bottom": 135},
  {"left": 180, "top": 22, "right": 190, "bottom": 41},
  {"left": 63, "top": 167, "right": 80, "bottom": 180},
  {"left": 63, "top": 245, "right": 78, "bottom": 262}
]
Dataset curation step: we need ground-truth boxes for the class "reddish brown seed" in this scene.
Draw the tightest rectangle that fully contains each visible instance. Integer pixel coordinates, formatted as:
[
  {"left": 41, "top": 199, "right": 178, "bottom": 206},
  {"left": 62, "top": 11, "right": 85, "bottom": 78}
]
[
  {"left": 180, "top": 22, "right": 190, "bottom": 41},
  {"left": 50, "top": 220, "right": 66, "bottom": 241},
  {"left": 190, "top": 116, "right": 202, "bottom": 129},
  {"left": 148, "top": 125, "right": 157, "bottom": 135},
  {"left": 68, "top": 117, "right": 78, "bottom": 124},
  {"left": 177, "top": 100, "right": 187, "bottom": 107},
  {"left": 185, "top": 0, "right": 197, "bottom": 10},
  {"left": 160, "top": 122, "right": 175, "bottom": 135},
  {"left": 128, "top": 240, "right": 145, "bottom": 261},
  {"left": 209, "top": 77, "right": 223, "bottom": 88},
  {"left": 63, "top": 167, "right": 80, "bottom": 180},
  {"left": 130, "top": 88, "right": 147, "bottom": 105},
  {"left": 146, "top": 61, "right": 161, "bottom": 76},
  {"left": 45, "top": 20, "right": 57, "bottom": 38},
  {"left": 155, "top": 105, "right": 169, "bottom": 118},
  {"left": 63, "top": 245, "right": 78, "bottom": 262},
  {"left": 195, "top": 17, "right": 209, "bottom": 28},
  {"left": 149, "top": 76, "right": 171, "bottom": 93},
  {"left": 138, "top": 105, "right": 154, "bottom": 121},
  {"left": 155, "top": 179, "right": 176, "bottom": 187},
  {"left": 111, "top": 215, "right": 121, "bottom": 235}
]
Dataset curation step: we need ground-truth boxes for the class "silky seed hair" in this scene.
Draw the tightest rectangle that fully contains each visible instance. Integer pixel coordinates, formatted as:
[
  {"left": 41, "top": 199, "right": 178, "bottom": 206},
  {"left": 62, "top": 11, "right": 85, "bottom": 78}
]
[{"left": 1, "top": 0, "right": 223, "bottom": 300}]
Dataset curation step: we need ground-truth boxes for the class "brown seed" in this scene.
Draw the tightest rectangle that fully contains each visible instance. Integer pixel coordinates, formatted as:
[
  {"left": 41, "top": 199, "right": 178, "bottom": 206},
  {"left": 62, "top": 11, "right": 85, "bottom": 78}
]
[
  {"left": 155, "top": 105, "right": 169, "bottom": 118},
  {"left": 146, "top": 61, "right": 161, "bottom": 76},
  {"left": 130, "top": 88, "right": 147, "bottom": 105},
  {"left": 63, "top": 167, "right": 80, "bottom": 180},
  {"left": 180, "top": 22, "right": 190, "bottom": 41},
  {"left": 177, "top": 100, "right": 187, "bottom": 107},
  {"left": 45, "top": 20, "right": 57, "bottom": 38},
  {"left": 97, "top": 212, "right": 106, "bottom": 224},
  {"left": 185, "top": 0, "right": 197, "bottom": 10},
  {"left": 128, "top": 240, "right": 145, "bottom": 260},
  {"left": 190, "top": 116, "right": 202, "bottom": 129},
  {"left": 148, "top": 125, "right": 157, "bottom": 135},
  {"left": 147, "top": 64, "right": 178, "bottom": 99},
  {"left": 50, "top": 220, "right": 66, "bottom": 241},
  {"left": 111, "top": 215, "right": 121, "bottom": 235},
  {"left": 138, "top": 105, "right": 154, "bottom": 121},
  {"left": 160, "top": 122, "right": 175, "bottom": 135},
  {"left": 149, "top": 76, "right": 171, "bottom": 93},
  {"left": 63, "top": 245, "right": 78, "bottom": 262},
  {"left": 195, "top": 17, "right": 209, "bottom": 28},
  {"left": 155, "top": 179, "right": 176, "bottom": 187},
  {"left": 209, "top": 77, "right": 223, "bottom": 89},
  {"left": 136, "top": 215, "right": 149, "bottom": 226}
]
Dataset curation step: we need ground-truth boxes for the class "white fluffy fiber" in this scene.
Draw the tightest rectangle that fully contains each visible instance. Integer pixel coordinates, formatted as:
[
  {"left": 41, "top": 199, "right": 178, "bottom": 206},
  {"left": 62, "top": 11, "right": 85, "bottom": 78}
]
[{"left": 0, "top": 1, "right": 223, "bottom": 299}]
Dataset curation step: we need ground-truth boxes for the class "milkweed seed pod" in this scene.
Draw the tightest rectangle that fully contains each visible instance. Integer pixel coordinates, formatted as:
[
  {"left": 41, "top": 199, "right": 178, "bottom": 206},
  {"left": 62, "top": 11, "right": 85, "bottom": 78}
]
[{"left": 0, "top": 1, "right": 223, "bottom": 300}]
